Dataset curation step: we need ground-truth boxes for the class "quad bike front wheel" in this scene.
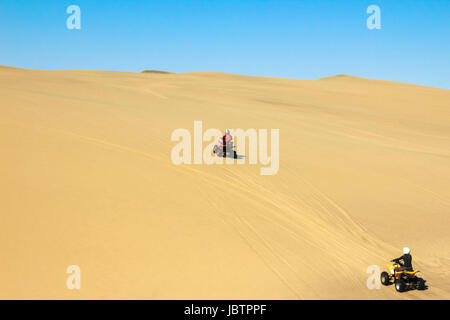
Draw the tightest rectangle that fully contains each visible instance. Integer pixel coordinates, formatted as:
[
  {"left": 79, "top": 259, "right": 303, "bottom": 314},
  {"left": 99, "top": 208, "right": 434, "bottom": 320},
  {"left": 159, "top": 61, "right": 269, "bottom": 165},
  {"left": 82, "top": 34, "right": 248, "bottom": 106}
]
[
  {"left": 380, "top": 272, "right": 390, "bottom": 286},
  {"left": 213, "top": 145, "right": 223, "bottom": 157},
  {"left": 395, "top": 279, "right": 406, "bottom": 292}
]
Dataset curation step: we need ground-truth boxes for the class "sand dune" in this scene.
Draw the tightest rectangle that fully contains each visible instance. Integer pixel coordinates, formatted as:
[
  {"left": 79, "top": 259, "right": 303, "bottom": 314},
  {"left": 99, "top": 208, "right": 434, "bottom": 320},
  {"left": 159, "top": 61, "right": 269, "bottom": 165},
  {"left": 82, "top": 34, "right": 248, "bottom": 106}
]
[
  {"left": 141, "top": 70, "right": 174, "bottom": 74},
  {"left": 0, "top": 66, "right": 449, "bottom": 299}
]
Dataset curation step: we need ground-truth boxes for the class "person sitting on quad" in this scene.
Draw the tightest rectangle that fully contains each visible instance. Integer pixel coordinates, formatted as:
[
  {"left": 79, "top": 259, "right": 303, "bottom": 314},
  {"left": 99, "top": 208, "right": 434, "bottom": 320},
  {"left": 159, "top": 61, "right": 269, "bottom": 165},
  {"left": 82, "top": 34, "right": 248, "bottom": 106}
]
[
  {"left": 392, "top": 247, "right": 413, "bottom": 272},
  {"left": 221, "top": 129, "right": 233, "bottom": 157}
]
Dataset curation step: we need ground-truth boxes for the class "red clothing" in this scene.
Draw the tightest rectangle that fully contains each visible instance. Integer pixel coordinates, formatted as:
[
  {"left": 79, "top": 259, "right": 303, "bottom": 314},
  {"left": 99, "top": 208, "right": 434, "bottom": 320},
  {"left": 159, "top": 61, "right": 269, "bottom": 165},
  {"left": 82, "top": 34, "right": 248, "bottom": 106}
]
[
  {"left": 218, "top": 134, "right": 232, "bottom": 146},
  {"left": 224, "top": 133, "right": 232, "bottom": 142}
]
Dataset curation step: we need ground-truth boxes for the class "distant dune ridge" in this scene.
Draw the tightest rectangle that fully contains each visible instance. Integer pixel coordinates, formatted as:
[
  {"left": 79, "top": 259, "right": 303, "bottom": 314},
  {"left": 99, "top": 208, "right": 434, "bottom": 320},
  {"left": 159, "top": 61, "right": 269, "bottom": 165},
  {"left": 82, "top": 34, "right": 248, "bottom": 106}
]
[
  {"left": 0, "top": 66, "right": 449, "bottom": 299},
  {"left": 318, "top": 74, "right": 358, "bottom": 80},
  {"left": 141, "top": 70, "right": 173, "bottom": 74}
]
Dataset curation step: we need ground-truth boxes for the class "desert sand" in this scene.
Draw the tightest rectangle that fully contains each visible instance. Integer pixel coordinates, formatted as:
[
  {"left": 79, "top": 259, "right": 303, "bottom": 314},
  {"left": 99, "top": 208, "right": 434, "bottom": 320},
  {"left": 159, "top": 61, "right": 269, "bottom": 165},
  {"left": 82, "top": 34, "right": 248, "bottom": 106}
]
[{"left": 0, "top": 66, "right": 449, "bottom": 299}]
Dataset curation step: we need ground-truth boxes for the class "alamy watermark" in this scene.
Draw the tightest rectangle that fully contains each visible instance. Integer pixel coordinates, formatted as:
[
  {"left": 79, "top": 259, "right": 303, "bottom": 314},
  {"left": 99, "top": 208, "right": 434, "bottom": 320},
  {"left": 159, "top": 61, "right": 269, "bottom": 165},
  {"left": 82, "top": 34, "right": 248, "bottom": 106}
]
[
  {"left": 170, "top": 121, "right": 279, "bottom": 176},
  {"left": 66, "top": 265, "right": 81, "bottom": 290},
  {"left": 366, "top": 265, "right": 381, "bottom": 290},
  {"left": 367, "top": 5, "right": 381, "bottom": 30},
  {"left": 66, "top": 5, "right": 81, "bottom": 30}
]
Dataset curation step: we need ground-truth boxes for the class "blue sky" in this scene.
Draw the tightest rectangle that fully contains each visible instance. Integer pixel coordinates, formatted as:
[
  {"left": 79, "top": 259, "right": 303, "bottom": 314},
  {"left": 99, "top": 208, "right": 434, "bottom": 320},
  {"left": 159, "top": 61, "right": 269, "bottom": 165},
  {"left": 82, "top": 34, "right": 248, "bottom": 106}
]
[{"left": 0, "top": 0, "right": 449, "bottom": 88}]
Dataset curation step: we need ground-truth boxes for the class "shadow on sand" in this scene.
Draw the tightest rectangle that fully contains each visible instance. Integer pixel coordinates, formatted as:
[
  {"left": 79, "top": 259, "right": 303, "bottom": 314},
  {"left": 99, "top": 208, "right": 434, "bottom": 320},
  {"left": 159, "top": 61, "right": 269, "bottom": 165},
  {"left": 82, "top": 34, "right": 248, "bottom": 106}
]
[{"left": 221, "top": 153, "right": 245, "bottom": 160}]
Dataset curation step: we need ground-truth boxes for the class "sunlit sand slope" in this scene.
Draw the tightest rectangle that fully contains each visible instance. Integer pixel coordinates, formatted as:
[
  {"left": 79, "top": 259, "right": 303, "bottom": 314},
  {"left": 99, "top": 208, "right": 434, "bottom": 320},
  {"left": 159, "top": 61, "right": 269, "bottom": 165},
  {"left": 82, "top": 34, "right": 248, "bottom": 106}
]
[{"left": 0, "top": 66, "right": 449, "bottom": 299}]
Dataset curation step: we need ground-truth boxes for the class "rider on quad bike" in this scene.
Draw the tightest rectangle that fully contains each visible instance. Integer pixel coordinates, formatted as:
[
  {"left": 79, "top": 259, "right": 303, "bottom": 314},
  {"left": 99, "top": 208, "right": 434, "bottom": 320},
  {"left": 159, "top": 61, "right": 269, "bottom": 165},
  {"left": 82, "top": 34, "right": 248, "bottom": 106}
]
[
  {"left": 213, "top": 129, "right": 237, "bottom": 158},
  {"left": 392, "top": 247, "right": 413, "bottom": 272},
  {"left": 381, "top": 247, "right": 425, "bottom": 292},
  {"left": 221, "top": 129, "right": 233, "bottom": 157}
]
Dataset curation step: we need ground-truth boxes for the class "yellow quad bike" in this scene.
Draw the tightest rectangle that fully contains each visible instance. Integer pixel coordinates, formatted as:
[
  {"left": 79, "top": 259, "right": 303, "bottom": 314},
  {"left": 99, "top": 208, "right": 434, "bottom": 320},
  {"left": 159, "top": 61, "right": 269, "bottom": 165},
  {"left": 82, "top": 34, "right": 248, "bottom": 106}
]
[{"left": 380, "top": 263, "right": 426, "bottom": 292}]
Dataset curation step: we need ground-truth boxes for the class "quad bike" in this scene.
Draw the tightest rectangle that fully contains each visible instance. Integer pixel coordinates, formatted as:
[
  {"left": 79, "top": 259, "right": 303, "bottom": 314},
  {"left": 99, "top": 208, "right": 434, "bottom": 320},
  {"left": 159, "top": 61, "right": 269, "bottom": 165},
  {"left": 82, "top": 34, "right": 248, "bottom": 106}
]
[
  {"left": 380, "top": 262, "right": 426, "bottom": 292},
  {"left": 213, "top": 138, "right": 237, "bottom": 158}
]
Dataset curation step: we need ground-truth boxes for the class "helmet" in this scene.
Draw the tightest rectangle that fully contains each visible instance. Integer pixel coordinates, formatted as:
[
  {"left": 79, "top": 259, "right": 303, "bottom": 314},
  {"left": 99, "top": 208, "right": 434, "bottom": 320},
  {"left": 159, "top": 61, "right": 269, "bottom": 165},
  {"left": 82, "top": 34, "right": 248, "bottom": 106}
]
[
  {"left": 403, "top": 247, "right": 410, "bottom": 255},
  {"left": 225, "top": 129, "right": 230, "bottom": 134}
]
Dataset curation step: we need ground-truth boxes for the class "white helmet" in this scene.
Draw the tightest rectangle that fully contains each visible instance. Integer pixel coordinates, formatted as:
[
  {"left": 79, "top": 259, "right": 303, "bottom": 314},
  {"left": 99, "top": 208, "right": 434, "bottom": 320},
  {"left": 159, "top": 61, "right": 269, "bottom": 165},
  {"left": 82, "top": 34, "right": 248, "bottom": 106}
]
[
  {"left": 403, "top": 247, "right": 410, "bottom": 255},
  {"left": 225, "top": 129, "right": 230, "bottom": 134}
]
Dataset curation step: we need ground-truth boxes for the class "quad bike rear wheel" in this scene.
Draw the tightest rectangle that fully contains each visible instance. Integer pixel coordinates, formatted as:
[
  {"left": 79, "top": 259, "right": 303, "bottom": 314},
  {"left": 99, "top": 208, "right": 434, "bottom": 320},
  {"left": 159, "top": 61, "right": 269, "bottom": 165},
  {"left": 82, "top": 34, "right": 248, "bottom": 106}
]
[
  {"left": 380, "top": 272, "right": 390, "bottom": 285},
  {"left": 415, "top": 278, "right": 426, "bottom": 290},
  {"left": 395, "top": 279, "right": 406, "bottom": 292}
]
